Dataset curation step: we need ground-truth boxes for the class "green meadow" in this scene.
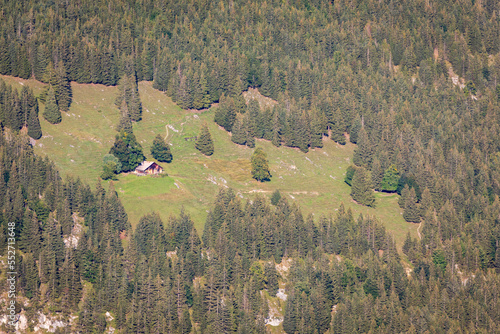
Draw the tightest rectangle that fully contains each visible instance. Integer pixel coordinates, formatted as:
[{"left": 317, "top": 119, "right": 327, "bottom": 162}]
[{"left": 2, "top": 75, "right": 418, "bottom": 247}]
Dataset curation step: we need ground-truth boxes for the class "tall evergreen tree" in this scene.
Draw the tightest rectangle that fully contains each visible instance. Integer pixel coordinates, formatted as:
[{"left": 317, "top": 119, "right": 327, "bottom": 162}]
[
  {"left": 151, "top": 134, "right": 172, "bottom": 163},
  {"left": 351, "top": 167, "right": 375, "bottom": 207},
  {"left": 403, "top": 187, "right": 420, "bottom": 223},
  {"left": 251, "top": 148, "right": 271, "bottom": 182},
  {"left": 231, "top": 117, "right": 246, "bottom": 145},
  {"left": 353, "top": 127, "right": 373, "bottom": 168},
  {"left": 27, "top": 102, "right": 42, "bottom": 139},
  {"left": 55, "top": 61, "right": 72, "bottom": 111},
  {"left": 43, "top": 87, "right": 61, "bottom": 124},
  {"left": 195, "top": 123, "right": 214, "bottom": 156},
  {"left": 109, "top": 130, "right": 145, "bottom": 172}
]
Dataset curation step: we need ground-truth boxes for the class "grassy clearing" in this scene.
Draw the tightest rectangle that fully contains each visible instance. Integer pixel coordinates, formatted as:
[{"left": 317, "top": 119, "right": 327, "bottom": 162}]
[{"left": 5, "top": 75, "right": 417, "bottom": 247}]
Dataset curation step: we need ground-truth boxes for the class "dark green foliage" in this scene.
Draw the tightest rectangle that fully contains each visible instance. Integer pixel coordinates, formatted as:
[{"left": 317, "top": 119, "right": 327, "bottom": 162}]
[
  {"left": 151, "top": 134, "right": 172, "bottom": 163},
  {"left": 349, "top": 117, "right": 362, "bottom": 144},
  {"left": 352, "top": 127, "right": 373, "bottom": 168},
  {"left": 43, "top": 87, "right": 61, "bottom": 124},
  {"left": 381, "top": 165, "right": 399, "bottom": 192},
  {"left": 109, "top": 130, "right": 145, "bottom": 172},
  {"left": 350, "top": 167, "right": 375, "bottom": 207},
  {"left": 214, "top": 95, "right": 237, "bottom": 132},
  {"left": 115, "top": 74, "right": 142, "bottom": 122},
  {"left": 116, "top": 100, "right": 133, "bottom": 133},
  {"left": 27, "top": 103, "right": 42, "bottom": 140},
  {"left": 370, "top": 158, "right": 383, "bottom": 191},
  {"left": 396, "top": 174, "right": 421, "bottom": 200},
  {"left": 134, "top": 212, "right": 166, "bottom": 257},
  {"left": 42, "top": 62, "right": 72, "bottom": 111},
  {"left": 230, "top": 117, "right": 246, "bottom": 145},
  {"left": 344, "top": 165, "right": 356, "bottom": 186},
  {"left": 331, "top": 109, "right": 346, "bottom": 145},
  {"left": 432, "top": 250, "right": 447, "bottom": 272},
  {"left": 3, "top": 1, "right": 500, "bottom": 331},
  {"left": 270, "top": 189, "right": 282, "bottom": 205},
  {"left": 251, "top": 148, "right": 271, "bottom": 182},
  {"left": 195, "top": 123, "right": 214, "bottom": 156},
  {"left": 403, "top": 187, "right": 420, "bottom": 223}
]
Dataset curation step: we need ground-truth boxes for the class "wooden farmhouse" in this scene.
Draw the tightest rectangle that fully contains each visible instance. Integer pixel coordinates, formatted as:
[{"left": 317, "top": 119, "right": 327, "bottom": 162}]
[{"left": 135, "top": 161, "right": 163, "bottom": 176}]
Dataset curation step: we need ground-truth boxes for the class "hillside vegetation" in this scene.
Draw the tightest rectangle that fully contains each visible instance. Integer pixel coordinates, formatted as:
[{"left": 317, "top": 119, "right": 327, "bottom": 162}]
[
  {"left": 2, "top": 0, "right": 500, "bottom": 332},
  {"left": 1, "top": 74, "right": 415, "bottom": 244}
]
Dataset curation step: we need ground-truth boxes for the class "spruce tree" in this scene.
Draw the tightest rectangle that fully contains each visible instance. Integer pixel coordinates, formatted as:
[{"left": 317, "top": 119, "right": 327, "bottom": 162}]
[
  {"left": 350, "top": 167, "right": 375, "bottom": 207},
  {"left": 116, "top": 74, "right": 142, "bottom": 122},
  {"left": 403, "top": 187, "right": 420, "bottom": 223},
  {"left": 55, "top": 61, "right": 72, "bottom": 111},
  {"left": 399, "top": 184, "right": 410, "bottom": 208},
  {"left": 251, "top": 148, "right": 271, "bottom": 182},
  {"left": 116, "top": 100, "right": 133, "bottom": 133},
  {"left": 195, "top": 123, "right": 214, "bottom": 156},
  {"left": 43, "top": 87, "right": 62, "bottom": 124},
  {"left": 231, "top": 118, "right": 246, "bottom": 145},
  {"left": 270, "top": 189, "right": 282, "bottom": 205},
  {"left": 151, "top": 134, "right": 172, "bottom": 163},
  {"left": 331, "top": 109, "right": 346, "bottom": 144},
  {"left": 352, "top": 127, "right": 373, "bottom": 168},
  {"left": 371, "top": 158, "right": 383, "bottom": 191},
  {"left": 109, "top": 130, "right": 145, "bottom": 172},
  {"left": 27, "top": 103, "right": 42, "bottom": 139}
]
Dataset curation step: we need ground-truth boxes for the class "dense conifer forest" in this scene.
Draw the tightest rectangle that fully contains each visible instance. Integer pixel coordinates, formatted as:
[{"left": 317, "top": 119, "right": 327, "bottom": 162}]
[{"left": 1, "top": 0, "right": 500, "bottom": 332}]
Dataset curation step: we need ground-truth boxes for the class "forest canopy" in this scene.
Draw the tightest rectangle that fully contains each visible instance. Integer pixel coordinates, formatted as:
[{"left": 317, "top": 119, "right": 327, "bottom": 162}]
[{"left": 1, "top": 0, "right": 500, "bottom": 332}]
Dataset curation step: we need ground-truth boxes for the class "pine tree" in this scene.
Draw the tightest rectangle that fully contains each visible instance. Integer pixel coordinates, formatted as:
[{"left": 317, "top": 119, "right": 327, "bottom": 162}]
[
  {"left": 195, "top": 123, "right": 214, "bottom": 156},
  {"left": 270, "top": 190, "right": 282, "bottom": 205},
  {"left": 116, "top": 74, "right": 142, "bottom": 122},
  {"left": 310, "top": 110, "right": 325, "bottom": 148},
  {"left": 55, "top": 61, "right": 72, "bottom": 111},
  {"left": 116, "top": 100, "right": 133, "bottom": 133},
  {"left": 350, "top": 167, "right": 375, "bottom": 207},
  {"left": 353, "top": 127, "right": 373, "bottom": 168},
  {"left": 109, "top": 130, "right": 145, "bottom": 172},
  {"left": 403, "top": 187, "right": 420, "bottom": 223},
  {"left": 43, "top": 87, "right": 62, "bottom": 124},
  {"left": 27, "top": 102, "right": 42, "bottom": 139},
  {"left": 231, "top": 117, "right": 246, "bottom": 145},
  {"left": 371, "top": 158, "right": 384, "bottom": 191},
  {"left": 151, "top": 134, "right": 172, "bottom": 162},
  {"left": 331, "top": 109, "right": 346, "bottom": 144},
  {"left": 398, "top": 184, "right": 410, "bottom": 208},
  {"left": 251, "top": 148, "right": 271, "bottom": 182}
]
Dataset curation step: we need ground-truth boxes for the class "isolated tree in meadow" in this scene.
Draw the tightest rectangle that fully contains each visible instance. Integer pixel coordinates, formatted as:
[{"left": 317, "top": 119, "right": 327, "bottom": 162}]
[
  {"left": 151, "top": 134, "right": 172, "bottom": 163},
  {"left": 195, "top": 123, "right": 214, "bottom": 156},
  {"left": 251, "top": 148, "right": 271, "bottom": 182},
  {"left": 43, "top": 87, "right": 61, "bottom": 124},
  {"left": 109, "top": 130, "right": 145, "bottom": 172},
  {"left": 350, "top": 167, "right": 375, "bottom": 207}
]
